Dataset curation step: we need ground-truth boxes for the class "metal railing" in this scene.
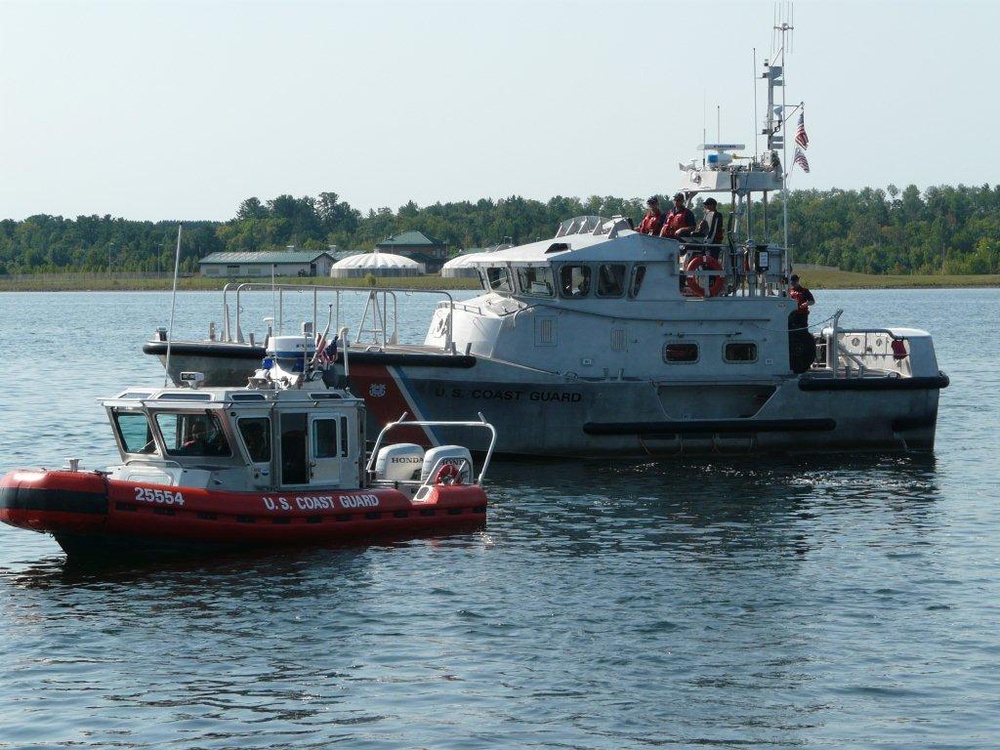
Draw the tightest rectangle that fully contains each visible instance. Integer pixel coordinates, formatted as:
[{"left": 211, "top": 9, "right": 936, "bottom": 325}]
[{"left": 217, "top": 283, "right": 457, "bottom": 351}]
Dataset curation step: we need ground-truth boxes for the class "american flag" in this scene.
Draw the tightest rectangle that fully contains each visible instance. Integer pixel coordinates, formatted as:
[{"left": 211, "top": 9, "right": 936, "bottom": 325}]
[
  {"left": 795, "top": 111, "right": 809, "bottom": 150},
  {"left": 314, "top": 334, "right": 337, "bottom": 364},
  {"left": 793, "top": 147, "right": 810, "bottom": 173}
]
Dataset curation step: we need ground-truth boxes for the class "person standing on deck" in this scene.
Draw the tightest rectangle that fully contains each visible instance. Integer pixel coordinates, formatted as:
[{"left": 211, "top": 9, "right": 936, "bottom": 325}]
[
  {"left": 637, "top": 196, "right": 665, "bottom": 235},
  {"left": 659, "top": 193, "right": 695, "bottom": 238},
  {"left": 693, "top": 197, "right": 724, "bottom": 243},
  {"left": 789, "top": 274, "right": 815, "bottom": 329}
]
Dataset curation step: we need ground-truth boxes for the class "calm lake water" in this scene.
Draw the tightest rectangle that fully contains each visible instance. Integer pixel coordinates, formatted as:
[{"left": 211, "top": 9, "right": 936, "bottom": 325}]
[{"left": 1, "top": 288, "right": 998, "bottom": 749}]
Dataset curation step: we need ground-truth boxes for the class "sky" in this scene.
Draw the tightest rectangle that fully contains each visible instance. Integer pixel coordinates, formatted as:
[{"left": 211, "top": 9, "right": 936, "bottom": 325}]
[{"left": 2, "top": 0, "right": 998, "bottom": 222}]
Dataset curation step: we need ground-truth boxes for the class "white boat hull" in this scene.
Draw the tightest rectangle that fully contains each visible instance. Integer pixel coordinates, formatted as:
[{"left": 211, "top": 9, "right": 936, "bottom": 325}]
[{"left": 340, "top": 354, "right": 944, "bottom": 457}]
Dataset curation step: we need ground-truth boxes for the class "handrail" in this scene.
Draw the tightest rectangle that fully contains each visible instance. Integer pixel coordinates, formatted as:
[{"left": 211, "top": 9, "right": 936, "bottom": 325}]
[
  {"left": 216, "top": 283, "right": 457, "bottom": 352},
  {"left": 824, "top": 314, "right": 916, "bottom": 379},
  {"left": 365, "top": 411, "right": 497, "bottom": 486}
]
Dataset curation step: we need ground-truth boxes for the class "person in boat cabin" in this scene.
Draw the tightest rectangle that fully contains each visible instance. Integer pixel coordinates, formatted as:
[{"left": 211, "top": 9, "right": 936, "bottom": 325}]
[
  {"left": 636, "top": 195, "right": 665, "bottom": 235},
  {"left": 180, "top": 415, "right": 230, "bottom": 456},
  {"left": 788, "top": 274, "right": 816, "bottom": 329},
  {"left": 659, "top": 193, "right": 696, "bottom": 238}
]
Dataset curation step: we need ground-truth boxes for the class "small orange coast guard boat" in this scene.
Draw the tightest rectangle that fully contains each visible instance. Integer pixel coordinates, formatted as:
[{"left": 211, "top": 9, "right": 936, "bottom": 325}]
[{"left": 0, "top": 344, "right": 495, "bottom": 559}]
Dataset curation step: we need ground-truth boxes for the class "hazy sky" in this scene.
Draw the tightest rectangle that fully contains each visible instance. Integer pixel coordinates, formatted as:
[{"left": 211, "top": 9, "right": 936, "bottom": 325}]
[{"left": 2, "top": 0, "right": 997, "bottom": 222}]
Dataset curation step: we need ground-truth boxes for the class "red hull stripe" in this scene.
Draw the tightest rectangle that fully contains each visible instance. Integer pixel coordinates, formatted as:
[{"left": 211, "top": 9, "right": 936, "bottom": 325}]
[{"left": 351, "top": 363, "right": 436, "bottom": 445}]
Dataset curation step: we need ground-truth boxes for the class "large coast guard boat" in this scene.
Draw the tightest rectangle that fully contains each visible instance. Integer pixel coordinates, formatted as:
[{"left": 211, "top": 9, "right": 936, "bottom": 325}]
[
  {"left": 1, "top": 340, "right": 495, "bottom": 559},
  {"left": 143, "top": 39, "right": 948, "bottom": 459}
]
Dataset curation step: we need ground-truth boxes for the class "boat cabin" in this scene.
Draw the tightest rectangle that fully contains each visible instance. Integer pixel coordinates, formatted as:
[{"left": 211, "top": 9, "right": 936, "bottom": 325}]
[
  {"left": 103, "top": 379, "right": 367, "bottom": 493},
  {"left": 469, "top": 214, "right": 790, "bottom": 307}
]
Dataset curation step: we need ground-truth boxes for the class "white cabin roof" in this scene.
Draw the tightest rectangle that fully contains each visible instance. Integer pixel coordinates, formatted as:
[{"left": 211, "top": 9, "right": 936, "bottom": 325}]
[{"left": 460, "top": 217, "right": 681, "bottom": 266}]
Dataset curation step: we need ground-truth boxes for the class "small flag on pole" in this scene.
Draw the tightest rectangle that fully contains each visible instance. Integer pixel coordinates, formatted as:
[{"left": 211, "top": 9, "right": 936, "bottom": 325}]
[
  {"left": 795, "top": 111, "right": 809, "bottom": 149},
  {"left": 793, "top": 147, "right": 810, "bottom": 173}
]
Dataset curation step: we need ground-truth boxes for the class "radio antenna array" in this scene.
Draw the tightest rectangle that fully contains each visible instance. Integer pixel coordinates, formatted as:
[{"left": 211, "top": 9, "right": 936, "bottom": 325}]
[{"left": 772, "top": 2, "right": 794, "bottom": 55}]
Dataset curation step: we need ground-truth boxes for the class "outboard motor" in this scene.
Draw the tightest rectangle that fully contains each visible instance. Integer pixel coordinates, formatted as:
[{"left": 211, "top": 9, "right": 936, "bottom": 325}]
[
  {"left": 421, "top": 446, "right": 474, "bottom": 484},
  {"left": 374, "top": 443, "right": 424, "bottom": 482}
]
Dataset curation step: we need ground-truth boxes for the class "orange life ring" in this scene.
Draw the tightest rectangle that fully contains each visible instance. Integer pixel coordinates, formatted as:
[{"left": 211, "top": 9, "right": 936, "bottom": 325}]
[
  {"left": 685, "top": 254, "right": 726, "bottom": 297},
  {"left": 434, "top": 463, "right": 462, "bottom": 485}
]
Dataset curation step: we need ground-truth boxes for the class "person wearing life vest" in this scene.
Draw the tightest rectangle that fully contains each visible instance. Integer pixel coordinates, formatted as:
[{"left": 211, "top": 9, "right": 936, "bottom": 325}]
[
  {"left": 659, "top": 193, "right": 695, "bottom": 239},
  {"left": 788, "top": 274, "right": 815, "bottom": 329},
  {"left": 637, "top": 196, "right": 665, "bottom": 235}
]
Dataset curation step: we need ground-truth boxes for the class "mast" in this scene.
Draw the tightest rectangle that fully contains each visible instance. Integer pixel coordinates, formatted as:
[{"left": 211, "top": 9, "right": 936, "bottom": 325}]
[{"left": 761, "top": 4, "right": 794, "bottom": 266}]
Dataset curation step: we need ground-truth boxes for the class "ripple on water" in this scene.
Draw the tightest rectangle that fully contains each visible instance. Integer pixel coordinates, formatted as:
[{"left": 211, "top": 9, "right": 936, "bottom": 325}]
[{"left": 1, "top": 290, "right": 999, "bottom": 748}]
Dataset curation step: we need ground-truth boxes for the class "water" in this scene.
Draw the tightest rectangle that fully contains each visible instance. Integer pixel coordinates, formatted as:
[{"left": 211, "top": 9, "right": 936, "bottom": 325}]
[{"left": 1, "top": 289, "right": 998, "bottom": 749}]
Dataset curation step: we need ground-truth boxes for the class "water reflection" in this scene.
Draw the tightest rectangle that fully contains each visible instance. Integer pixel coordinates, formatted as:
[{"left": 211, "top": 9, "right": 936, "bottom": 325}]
[{"left": 486, "top": 452, "right": 942, "bottom": 562}]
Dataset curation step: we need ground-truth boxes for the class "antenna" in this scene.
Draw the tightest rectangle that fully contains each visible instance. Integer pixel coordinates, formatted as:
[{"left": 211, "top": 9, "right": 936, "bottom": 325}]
[
  {"left": 703, "top": 89, "right": 708, "bottom": 167},
  {"left": 752, "top": 48, "right": 759, "bottom": 160},
  {"left": 163, "top": 223, "right": 184, "bottom": 387},
  {"left": 771, "top": 1, "right": 795, "bottom": 259}
]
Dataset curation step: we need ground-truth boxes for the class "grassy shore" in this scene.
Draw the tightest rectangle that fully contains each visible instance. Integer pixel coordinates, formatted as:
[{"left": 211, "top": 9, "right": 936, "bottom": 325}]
[
  {"left": 795, "top": 268, "right": 1000, "bottom": 289},
  {"left": 0, "top": 270, "right": 998, "bottom": 293},
  {"left": 0, "top": 274, "right": 482, "bottom": 293}
]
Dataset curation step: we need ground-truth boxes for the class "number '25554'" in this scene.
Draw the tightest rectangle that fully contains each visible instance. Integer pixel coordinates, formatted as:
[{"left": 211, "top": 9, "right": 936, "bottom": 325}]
[{"left": 134, "top": 487, "right": 185, "bottom": 506}]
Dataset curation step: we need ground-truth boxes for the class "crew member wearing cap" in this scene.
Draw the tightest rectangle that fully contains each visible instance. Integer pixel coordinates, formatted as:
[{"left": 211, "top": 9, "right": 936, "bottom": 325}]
[
  {"left": 788, "top": 274, "right": 816, "bottom": 329},
  {"left": 659, "top": 193, "right": 695, "bottom": 238},
  {"left": 693, "top": 197, "right": 724, "bottom": 243},
  {"left": 637, "top": 196, "right": 665, "bottom": 235}
]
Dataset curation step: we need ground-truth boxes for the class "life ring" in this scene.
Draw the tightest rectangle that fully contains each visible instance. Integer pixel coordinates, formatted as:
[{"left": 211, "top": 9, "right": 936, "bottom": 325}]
[
  {"left": 434, "top": 463, "right": 462, "bottom": 485},
  {"left": 685, "top": 254, "right": 726, "bottom": 297}
]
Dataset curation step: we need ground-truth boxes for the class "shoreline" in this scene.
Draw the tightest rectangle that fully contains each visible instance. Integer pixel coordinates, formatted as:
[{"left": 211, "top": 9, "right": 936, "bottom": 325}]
[{"left": 1, "top": 270, "right": 998, "bottom": 293}]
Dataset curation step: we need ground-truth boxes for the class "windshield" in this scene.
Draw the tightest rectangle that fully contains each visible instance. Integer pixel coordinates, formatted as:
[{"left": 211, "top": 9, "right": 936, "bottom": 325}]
[{"left": 156, "top": 411, "right": 233, "bottom": 457}]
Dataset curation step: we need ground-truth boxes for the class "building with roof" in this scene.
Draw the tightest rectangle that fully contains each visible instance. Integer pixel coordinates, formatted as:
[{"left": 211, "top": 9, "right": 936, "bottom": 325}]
[
  {"left": 375, "top": 230, "right": 447, "bottom": 273},
  {"left": 330, "top": 250, "right": 425, "bottom": 278},
  {"left": 199, "top": 249, "right": 336, "bottom": 278}
]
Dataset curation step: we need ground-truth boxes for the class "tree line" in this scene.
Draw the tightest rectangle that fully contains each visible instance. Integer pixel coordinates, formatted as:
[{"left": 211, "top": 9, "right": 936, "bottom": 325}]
[{"left": 1, "top": 184, "right": 997, "bottom": 276}]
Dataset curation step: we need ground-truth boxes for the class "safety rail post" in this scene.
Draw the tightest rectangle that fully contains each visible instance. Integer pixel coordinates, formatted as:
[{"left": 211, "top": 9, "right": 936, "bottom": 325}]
[{"left": 830, "top": 309, "right": 842, "bottom": 377}]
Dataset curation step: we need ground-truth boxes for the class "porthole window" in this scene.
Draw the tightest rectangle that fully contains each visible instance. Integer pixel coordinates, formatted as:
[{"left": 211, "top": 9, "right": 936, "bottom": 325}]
[
  {"left": 724, "top": 342, "right": 758, "bottom": 363},
  {"left": 664, "top": 342, "right": 698, "bottom": 363}
]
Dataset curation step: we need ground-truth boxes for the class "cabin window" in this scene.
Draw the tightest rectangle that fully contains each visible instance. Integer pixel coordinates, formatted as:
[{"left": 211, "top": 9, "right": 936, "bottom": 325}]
[
  {"left": 516, "top": 266, "right": 554, "bottom": 297},
  {"left": 340, "top": 416, "right": 349, "bottom": 457},
  {"left": 484, "top": 266, "right": 512, "bottom": 293},
  {"left": 629, "top": 265, "right": 646, "bottom": 299},
  {"left": 559, "top": 265, "right": 591, "bottom": 298},
  {"left": 238, "top": 417, "right": 271, "bottom": 463},
  {"left": 597, "top": 264, "right": 626, "bottom": 297},
  {"left": 113, "top": 410, "right": 157, "bottom": 454},
  {"left": 664, "top": 342, "right": 699, "bottom": 363},
  {"left": 158, "top": 412, "right": 232, "bottom": 457},
  {"left": 724, "top": 342, "right": 758, "bottom": 363},
  {"left": 312, "top": 418, "right": 339, "bottom": 459}
]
